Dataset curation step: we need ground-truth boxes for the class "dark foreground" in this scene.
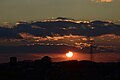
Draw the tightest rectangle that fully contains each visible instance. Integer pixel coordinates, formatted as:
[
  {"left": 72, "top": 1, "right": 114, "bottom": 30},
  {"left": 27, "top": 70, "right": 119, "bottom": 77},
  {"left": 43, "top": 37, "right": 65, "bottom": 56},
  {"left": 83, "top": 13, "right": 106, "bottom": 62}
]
[{"left": 0, "top": 56, "right": 119, "bottom": 80}]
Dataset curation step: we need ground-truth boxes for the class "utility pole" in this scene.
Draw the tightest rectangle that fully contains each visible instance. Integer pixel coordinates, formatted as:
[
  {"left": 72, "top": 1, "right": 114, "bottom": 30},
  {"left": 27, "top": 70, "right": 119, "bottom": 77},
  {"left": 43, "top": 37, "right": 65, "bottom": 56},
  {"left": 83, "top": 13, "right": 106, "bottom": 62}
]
[
  {"left": 90, "top": 44, "right": 97, "bottom": 61},
  {"left": 90, "top": 45, "right": 93, "bottom": 61}
]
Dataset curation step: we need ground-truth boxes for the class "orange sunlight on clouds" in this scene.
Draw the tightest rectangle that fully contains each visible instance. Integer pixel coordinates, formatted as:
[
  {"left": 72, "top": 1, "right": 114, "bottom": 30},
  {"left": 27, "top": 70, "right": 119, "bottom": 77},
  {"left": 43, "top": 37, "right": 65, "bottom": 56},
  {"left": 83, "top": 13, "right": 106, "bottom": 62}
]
[{"left": 91, "top": 0, "right": 113, "bottom": 3}]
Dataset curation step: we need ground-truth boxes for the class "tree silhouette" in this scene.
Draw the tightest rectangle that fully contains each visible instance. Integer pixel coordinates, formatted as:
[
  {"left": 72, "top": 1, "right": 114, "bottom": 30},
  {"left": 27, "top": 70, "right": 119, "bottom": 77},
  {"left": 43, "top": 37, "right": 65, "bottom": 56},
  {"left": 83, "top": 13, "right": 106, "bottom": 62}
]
[{"left": 41, "top": 56, "right": 51, "bottom": 62}]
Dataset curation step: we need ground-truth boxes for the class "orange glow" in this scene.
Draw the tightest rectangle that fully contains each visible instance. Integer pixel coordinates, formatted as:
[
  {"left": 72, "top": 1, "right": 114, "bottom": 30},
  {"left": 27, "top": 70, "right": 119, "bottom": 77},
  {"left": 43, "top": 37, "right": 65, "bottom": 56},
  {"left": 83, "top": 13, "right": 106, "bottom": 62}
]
[
  {"left": 66, "top": 51, "right": 74, "bottom": 58},
  {"left": 92, "top": 0, "right": 113, "bottom": 3}
]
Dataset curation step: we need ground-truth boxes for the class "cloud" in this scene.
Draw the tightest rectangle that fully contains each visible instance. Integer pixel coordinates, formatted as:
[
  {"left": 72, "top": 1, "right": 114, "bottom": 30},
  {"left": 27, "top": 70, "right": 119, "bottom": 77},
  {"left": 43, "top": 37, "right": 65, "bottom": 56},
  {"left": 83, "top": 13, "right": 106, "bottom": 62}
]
[{"left": 91, "top": 0, "right": 113, "bottom": 3}]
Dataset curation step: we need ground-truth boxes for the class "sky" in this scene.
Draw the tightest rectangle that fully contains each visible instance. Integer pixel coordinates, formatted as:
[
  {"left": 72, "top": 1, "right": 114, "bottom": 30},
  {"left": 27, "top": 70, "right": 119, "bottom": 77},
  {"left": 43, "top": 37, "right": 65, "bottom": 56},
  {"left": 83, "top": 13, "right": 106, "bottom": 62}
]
[{"left": 0, "top": 0, "right": 120, "bottom": 23}]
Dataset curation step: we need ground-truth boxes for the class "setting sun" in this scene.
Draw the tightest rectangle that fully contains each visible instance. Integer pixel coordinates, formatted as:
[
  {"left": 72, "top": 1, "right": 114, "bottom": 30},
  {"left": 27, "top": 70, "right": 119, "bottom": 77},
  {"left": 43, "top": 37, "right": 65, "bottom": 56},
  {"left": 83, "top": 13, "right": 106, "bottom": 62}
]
[{"left": 66, "top": 51, "right": 74, "bottom": 58}]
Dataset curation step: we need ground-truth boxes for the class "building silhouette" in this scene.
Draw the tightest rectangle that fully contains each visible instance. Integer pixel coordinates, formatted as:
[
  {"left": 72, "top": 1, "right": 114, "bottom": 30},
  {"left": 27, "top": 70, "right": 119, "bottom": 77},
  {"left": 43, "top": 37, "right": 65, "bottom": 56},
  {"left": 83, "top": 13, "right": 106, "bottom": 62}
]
[{"left": 10, "top": 57, "right": 17, "bottom": 65}]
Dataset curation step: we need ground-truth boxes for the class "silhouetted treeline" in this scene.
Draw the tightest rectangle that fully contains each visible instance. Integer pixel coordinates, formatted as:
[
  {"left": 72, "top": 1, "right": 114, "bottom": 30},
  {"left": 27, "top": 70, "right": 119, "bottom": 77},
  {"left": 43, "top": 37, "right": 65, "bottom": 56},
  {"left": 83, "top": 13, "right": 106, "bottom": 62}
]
[{"left": 0, "top": 56, "right": 119, "bottom": 80}]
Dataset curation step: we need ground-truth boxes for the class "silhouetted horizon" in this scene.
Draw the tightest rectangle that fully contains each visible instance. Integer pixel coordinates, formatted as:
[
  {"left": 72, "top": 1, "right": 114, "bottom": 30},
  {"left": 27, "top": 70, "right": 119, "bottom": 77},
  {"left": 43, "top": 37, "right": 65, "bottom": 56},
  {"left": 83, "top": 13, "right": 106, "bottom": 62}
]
[{"left": 0, "top": 56, "right": 119, "bottom": 80}]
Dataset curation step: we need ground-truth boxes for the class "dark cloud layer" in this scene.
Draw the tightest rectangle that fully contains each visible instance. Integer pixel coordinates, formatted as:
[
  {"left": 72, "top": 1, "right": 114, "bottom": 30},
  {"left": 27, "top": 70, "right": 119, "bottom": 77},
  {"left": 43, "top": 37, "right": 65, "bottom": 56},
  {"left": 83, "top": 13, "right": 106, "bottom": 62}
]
[{"left": 0, "top": 20, "right": 120, "bottom": 39}]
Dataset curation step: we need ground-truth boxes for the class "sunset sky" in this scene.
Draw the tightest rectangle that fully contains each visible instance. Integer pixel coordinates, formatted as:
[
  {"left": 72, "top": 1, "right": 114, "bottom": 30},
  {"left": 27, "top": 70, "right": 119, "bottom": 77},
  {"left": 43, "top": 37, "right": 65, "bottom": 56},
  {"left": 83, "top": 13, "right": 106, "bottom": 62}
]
[{"left": 0, "top": 0, "right": 120, "bottom": 23}]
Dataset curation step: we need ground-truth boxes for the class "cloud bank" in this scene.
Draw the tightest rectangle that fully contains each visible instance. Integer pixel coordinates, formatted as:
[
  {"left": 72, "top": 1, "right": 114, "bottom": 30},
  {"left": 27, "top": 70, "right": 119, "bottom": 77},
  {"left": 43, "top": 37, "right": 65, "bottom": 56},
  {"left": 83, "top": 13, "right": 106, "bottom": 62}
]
[{"left": 91, "top": 0, "right": 113, "bottom": 3}]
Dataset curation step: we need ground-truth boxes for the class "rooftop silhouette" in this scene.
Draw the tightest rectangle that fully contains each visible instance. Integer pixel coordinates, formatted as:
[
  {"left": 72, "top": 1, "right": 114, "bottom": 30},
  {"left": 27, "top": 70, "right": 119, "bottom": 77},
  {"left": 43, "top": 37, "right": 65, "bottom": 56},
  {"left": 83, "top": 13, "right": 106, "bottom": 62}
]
[{"left": 0, "top": 56, "right": 119, "bottom": 80}]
